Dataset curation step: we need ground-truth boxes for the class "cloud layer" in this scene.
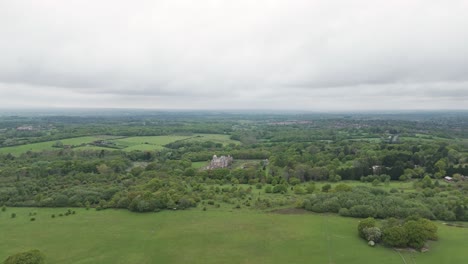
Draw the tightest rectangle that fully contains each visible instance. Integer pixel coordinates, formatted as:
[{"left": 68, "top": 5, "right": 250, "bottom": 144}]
[{"left": 0, "top": 0, "right": 467, "bottom": 110}]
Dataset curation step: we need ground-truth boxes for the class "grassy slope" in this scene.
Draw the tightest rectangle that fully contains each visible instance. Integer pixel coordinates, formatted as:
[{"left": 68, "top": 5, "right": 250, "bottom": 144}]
[{"left": 1, "top": 208, "right": 466, "bottom": 264}]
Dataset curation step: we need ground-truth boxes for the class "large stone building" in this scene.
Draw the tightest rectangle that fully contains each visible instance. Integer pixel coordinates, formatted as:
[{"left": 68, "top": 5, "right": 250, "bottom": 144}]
[{"left": 208, "top": 155, "right": 233, "bottom": 169}]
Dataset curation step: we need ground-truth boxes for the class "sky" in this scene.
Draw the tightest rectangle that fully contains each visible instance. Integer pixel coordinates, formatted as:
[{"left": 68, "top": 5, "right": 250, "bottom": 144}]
[{"left": 0, "top": 0, "right": 467, "bottom": 111}]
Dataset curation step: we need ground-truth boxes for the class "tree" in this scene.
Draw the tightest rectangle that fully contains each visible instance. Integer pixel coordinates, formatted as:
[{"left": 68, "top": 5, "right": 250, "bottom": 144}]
[
  {"left": 363, "top": 227, "right": 382, "bottom": 242},
  {"left": 3, "top": 249, "right": 45, "bottom": 264},
  {"left": 404, "top": 220, "right": 429, "bottom": 249},
  {"left": 420, "top": 175, "right": 433, "bottom": 189},
  {"left": 382, "top": 225, "right": 408, "bottom": 247},
  {"left": 358, "top": 217, "right": 376, "bottom": 239}
]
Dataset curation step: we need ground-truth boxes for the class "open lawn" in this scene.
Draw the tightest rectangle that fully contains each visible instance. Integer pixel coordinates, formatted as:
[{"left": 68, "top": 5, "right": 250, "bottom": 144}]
[{"left": 0, "top": 207, "right": 466, "bottom": 264}]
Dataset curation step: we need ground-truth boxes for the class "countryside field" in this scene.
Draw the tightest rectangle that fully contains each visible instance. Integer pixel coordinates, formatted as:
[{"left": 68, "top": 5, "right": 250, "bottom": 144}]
[
  {"left": 0, "top": 207, "right": 466, "bottom": 264},
  {"left": 0, "top": 134, "right": 239, "bottom": 155},
  {"left": 0, "top": 136, "right": 119, "bottom": 156}
]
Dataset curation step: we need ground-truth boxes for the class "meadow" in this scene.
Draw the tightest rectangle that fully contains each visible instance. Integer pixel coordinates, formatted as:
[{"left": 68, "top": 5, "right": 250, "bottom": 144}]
[
  {"left": 1, "top": 207, "right": 466, "bottom": 264},
  {"left": 0, "top": 136, "right": 118, "bottom": 156},
  {"left": 0, "top": 134, "right": 238, "bottom": 155}
]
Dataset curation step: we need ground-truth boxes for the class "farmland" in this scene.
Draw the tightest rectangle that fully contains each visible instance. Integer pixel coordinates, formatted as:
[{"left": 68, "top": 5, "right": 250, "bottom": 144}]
[
  {"left": 1, "top": 207, "right": 467, "bottom": 264},
  {"left": 0, "top": 134, "right": 238, "bottom": 156}
]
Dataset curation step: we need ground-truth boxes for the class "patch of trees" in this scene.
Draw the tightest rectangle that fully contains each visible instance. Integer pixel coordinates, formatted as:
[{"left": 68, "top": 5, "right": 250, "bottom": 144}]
[
  {"left": 302, "top": 185, "right": 468, "bottom": 221},
  {"left": 358, "top": 217, "right": 438, "bottom": 250}
]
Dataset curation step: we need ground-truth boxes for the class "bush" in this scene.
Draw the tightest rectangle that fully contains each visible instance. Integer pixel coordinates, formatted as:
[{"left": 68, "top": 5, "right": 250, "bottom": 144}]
[
  {"left": 10, "top": 213, "right": 16, "bottom": 218},
  {"left": 273, "top": 184, "right": 288, "bottom": 194},
  {"left": 358, "top": 217, "right": 376, "bottom": 239},
  {"left": 321, "top": 184, "right": 331, "bottom": 192},
  {"left": 338, "top": 208, "right": 350, "bottom": 217},
  {"left": 306, "top": 183, "right": 316, "bottom": 194},
  {"left": 294, "top": 186, "right": 306, "bottom": 195},
  {"left": 3, "top": 249, "right": 45, "bottom": 264},
  {"left": 334, "top": 184, "right": 352, "bottom": 192},
  {"left": 30, "top": 218, "right": 36, "bottom": 221}
]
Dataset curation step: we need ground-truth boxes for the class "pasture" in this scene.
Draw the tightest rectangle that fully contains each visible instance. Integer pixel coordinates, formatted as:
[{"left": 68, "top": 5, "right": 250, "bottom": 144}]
[
  {"left": 0, "top": 134, "right": 239, "bottom": 155},
  {"left": 0, "top": 136, "right": 118, "bottom": 156},
  {"left": 1, "top": 207, "right": 466, "bottom": 264}
]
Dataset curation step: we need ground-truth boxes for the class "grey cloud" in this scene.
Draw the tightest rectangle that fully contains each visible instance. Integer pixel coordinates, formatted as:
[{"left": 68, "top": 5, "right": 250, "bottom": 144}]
[{"left": 0, "top": 0, "right": 467, "bottom": 110}]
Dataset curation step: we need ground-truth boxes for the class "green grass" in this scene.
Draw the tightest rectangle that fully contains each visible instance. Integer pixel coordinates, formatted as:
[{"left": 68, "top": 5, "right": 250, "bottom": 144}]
[
  {"left": 192, "top": 161, "right": 208, "bottom": 169},
  {"left": 1, "top": 207, "right": 466, "bottom": 264},
  {"left": 113, "top": 135, "right": 193, "bottom": 147},
  {"left": 0, "top": 134, "right": 240, "bottom": 155},
  {"left": 186, "top": 134, "right": 239, "bottom": 145},
  {"left": 231, "top": 159, "right": 263, "bottom": 169},
  {"left": 0, "top": 136, "right": 118, "bottom": 155}
]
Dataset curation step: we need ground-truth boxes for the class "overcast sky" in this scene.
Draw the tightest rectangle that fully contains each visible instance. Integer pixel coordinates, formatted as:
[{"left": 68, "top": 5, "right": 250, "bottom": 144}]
[{"left": 0, "top": 0, "right": 467, "bottom": 111}]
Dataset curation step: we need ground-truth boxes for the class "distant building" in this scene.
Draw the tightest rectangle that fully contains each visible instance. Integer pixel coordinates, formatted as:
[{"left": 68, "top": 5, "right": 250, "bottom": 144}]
[
  {"left": 16, "top": 126, "right": 34, "bottom": 131},
  {"left": 372, "top": 165, "right": 382, "bottom": 175},
  {"left": 208, "top": 155, "right": 233, "bottom": 169},
  {"left": 444, "top": 176, "right": 453, "bottom": 182}
]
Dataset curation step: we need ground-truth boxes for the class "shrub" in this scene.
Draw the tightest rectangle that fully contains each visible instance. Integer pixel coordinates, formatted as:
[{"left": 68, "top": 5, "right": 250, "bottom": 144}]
[
  {"left": 321, "top": 184, "right": 331, "bottom": 192},
  {"left": 334, "top": 184, "right": 352, "bottom": 192},
  {"left": 273, "top": 184, "right": 288, "bottom": 194},
  {"left": 3, "top": 249, "right": 45, "bottom": 264},
  {"left": 294, "top": 186, "right": 306, "bottom": 195},
  {"left": 1, "top": 205, "right": 6, "bottom": 212},
  {"left": 10, "top": 213, "right": 16, "bottom": 218},
  {"left": 338, "top": 208, "right": 350, "bottom": 217},
  {"left": 306, "top": 183, "right": 316, "bottom": 194},
  {"left": 30, "top": 218, "right": 36, "bottom": 221}
]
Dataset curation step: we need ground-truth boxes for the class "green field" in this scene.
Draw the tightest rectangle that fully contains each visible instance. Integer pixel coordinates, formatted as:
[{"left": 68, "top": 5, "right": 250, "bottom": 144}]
[
  {"left": 0, "top": 134, "right": 239, "bottom": 155},
  {"left": 0, "top": 136, "right": 119, "bottom": 156},
  {"left": 192, "top": 161, "right": 208, "bottom": 169},
  {"left": 0, "top": 208, "right": 466, "bottom": 264}
]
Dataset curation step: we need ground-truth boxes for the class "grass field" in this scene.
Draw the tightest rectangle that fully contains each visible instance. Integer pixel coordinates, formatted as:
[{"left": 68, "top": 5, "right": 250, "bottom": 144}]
[
  {"left": 0, "top": 134, "right": 239, "bottom": 155},
  {"left": 0, "top": 207, "right": 466, "bottom": 264},
  {"left": 0, "top": 136, "right": 119, "bottom": 156},
  {"left": 192, "top": 161, "right": 208, "bottom": 169}
]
